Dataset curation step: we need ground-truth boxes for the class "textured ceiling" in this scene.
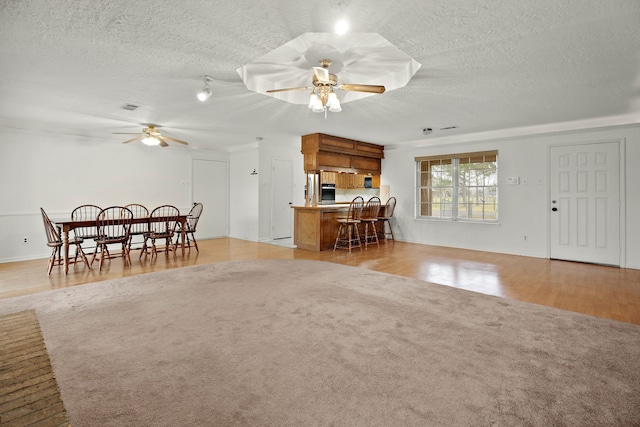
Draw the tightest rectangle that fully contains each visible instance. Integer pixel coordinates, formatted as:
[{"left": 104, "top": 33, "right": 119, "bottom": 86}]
[{"left": 0, "top": 0, "right": 639, "bottom": 151}]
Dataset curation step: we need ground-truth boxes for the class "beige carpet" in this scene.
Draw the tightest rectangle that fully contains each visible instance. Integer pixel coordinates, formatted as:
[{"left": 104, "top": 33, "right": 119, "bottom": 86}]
[{"left": 0, "top": 260, "right": 638, "bottom": 426}]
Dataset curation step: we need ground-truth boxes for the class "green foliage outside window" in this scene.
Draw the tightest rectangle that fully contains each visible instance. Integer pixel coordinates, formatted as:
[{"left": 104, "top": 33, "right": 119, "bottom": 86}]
[{"left": 416, "top": 151, "right": 498, "bottom": 221}]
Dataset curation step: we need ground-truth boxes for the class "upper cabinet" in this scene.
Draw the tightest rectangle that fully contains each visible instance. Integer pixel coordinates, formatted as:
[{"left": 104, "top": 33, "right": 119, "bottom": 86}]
[
  {"left": 320, "top": 171, "right": 337, "bottom": 185},
  {"left": 302, "top": 133, "right": 384, "bottom": 175}
]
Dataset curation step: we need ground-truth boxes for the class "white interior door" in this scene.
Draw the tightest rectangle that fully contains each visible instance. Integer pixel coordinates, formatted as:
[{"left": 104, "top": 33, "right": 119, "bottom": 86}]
[
  {"left": 192, "top": 159, "right": 228, "bottom": 239},
  {"left": 271, "top": 159, "right": 293, "bottom": 239},
  {"left": 549, "top": 142, "right": 620, "bottom": 265}
]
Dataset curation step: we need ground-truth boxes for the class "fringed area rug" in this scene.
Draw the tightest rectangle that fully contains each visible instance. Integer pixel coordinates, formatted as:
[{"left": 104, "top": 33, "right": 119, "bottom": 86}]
[
  {"left": 0, "top": 310, "right": 70, "bottom": 426},
  {"left": 0, "top": 260, "right": 638, "bottom": 426}
]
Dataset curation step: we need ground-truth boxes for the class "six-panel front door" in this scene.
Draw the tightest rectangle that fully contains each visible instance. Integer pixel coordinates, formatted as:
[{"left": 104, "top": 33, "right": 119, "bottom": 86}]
[{"left": 549, "top": 142, "right": 620, "bottom": 265}]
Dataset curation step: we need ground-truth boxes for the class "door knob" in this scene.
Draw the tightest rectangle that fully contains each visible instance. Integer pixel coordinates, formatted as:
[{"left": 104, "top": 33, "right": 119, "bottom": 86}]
[{"left": 552, "top": 207, "right": 558, "bottom": 212}]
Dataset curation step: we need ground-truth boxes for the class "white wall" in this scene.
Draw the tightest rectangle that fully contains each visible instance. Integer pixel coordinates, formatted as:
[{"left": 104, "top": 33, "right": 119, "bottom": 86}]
[
  {"left": 228, "top": 137, "right": 305, "bottom": 242},
  {"left": 2, "top": 124, "right": 638, "bottom": 269},
  {"left": 257, "top": 138, "right": 305, "bottom": 241},
  {"left": 383, "top": 124, "right": 640, "bottom": 269},
  {"left": 0, "top": 129, "right": 228, "bottom": 262},
  {"left": 229, "top": 148, "right": 259, "bottom": 241}
]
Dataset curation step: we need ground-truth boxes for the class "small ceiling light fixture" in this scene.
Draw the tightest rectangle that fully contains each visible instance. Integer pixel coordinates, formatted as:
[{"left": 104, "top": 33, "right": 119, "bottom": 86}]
[
  {"left": 422, "top": 128, "right": 433, "bottom": 136},
  {"left": 197, "top": 75, "right": 213, "bottom": 101},
  {"left": 334, "top": 18, "right": 349, "bottom": 35},
  {"left": 141, "top": 135, "right": 161, "bottom": 146}
]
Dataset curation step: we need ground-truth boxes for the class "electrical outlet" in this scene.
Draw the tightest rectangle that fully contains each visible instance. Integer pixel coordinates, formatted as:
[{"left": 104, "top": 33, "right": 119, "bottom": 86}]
[{"left": 23, "top": 237, "right": 28, "bottom": 244}]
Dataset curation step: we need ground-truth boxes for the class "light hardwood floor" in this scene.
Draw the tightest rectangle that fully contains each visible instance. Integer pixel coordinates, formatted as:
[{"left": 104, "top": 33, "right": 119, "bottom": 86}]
[{"left": 1, "top": 238, "right": 639, "bottom": 325}]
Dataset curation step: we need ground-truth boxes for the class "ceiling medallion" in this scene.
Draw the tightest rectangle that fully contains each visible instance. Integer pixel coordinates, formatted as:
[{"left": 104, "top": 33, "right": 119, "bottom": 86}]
[{"left": 237, "top": 33, "right": 421, "bottom": 107}]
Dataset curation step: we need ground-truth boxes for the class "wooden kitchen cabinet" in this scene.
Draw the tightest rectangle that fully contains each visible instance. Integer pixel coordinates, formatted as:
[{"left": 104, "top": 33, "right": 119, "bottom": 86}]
[
  {"left": 302, "top": 133, "right": 384, "bottom": 175},
  {"left": 321, "top": 171, "right": 336, "bottom": 185},
  {"left": 335, "top": 173, "right": 373, "bottom": 189}
]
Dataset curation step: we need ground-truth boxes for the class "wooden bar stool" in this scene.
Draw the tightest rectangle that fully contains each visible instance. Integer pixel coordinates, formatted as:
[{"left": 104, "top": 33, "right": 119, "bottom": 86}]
[
  {"left": 333, "top": 196, "right": 364, "bottom": 253},
  {"left": 378, "top": 197, "right": 396, "bottom": 241},
  {"left": 360, "top": 196, "right": 381, "bottom": 248}
]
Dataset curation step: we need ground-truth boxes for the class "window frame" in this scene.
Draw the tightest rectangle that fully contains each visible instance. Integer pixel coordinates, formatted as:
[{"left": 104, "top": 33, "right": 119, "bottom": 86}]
[{"left": 415, "top": 150, "right": 498, "bottom": 222}]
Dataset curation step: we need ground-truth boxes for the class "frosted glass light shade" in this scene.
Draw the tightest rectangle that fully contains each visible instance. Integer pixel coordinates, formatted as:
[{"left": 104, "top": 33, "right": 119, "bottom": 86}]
[{"left": 141, "top": 136, "right": 160, "bottom": 146}]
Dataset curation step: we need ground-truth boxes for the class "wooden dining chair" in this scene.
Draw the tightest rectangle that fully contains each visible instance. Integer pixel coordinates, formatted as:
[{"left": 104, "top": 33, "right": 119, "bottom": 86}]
[
  {"left": 360, "top": 196, "right": 381, "bottom": 248},
  {"left": 333, "top": 196, "right": 364, "bottom": 253},
  {"left": 91, "top": 206, "right": 133, "bottom": 271},
  {"left": 71, "top": 204, "right": 101, "bottom": 256},
  {"left": 179, "top": 202, "right": 203, "bottom": 253},
  {"left": 141, "top": 205, "right": 180, "bottom": 259},
  {"left": 41, "top": 207, "right": 90, "bottom": 275},
  {"left": 378, "top": 196, "right": 397, "bottom": 241},
  {"left": 124, "top": 203, "right": 149, "bottom": 252}
]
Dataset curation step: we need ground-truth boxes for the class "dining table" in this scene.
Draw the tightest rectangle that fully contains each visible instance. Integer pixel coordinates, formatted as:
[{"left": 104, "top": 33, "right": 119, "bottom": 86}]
[{"left": 53, "top": 214, "right": 189, "bottom": 274}]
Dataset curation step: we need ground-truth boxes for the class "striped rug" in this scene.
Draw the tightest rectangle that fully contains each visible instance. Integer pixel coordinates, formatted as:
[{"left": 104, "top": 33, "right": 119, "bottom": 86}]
[{"left": 0, "top": 310, "right": 69, "bottom": 427}]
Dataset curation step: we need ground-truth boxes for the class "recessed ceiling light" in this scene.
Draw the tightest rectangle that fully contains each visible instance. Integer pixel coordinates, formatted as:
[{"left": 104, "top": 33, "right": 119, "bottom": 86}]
[{"left": 334, "top": 19, "right": 349, "bottom": 35}]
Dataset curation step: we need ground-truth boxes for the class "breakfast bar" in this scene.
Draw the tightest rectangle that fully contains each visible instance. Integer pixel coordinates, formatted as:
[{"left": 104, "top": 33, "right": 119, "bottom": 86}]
[{"left": 292, "top": 204, "right": 350, "bottom": 252}]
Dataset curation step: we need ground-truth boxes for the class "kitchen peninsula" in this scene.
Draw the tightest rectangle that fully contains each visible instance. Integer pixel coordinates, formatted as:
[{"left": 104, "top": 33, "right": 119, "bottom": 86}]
[
  {"left": 293, "top": 204, "right": 350, "bottom": 251},
  {"left": 292, "top": 133, "right": 384, "bottom": 252}
]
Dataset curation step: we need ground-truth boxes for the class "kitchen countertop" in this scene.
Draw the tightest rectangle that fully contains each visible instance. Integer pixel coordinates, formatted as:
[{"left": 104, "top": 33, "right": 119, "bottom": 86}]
[{"left": 291, "top": 204, "right": 349, "bottom": 210}]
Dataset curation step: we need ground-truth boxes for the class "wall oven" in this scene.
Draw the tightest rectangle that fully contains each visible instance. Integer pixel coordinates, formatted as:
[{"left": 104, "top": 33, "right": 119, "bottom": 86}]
[{"left": 320, "top": 184, "right": 336, "bottom": 204}]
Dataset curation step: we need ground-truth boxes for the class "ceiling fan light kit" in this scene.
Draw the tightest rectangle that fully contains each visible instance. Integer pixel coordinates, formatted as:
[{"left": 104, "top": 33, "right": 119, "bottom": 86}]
[
  {"left": 268, "top": 58, "right": 383, "bottom": 114},
  {"left": 115, "top": 125, "right": 189, "bottom": 148},
  {"left": 237, "top": 33, "right": 421, "bottom": 114},
  {"left": 141, "top": 136, "right": 161, "bottom": 146}
]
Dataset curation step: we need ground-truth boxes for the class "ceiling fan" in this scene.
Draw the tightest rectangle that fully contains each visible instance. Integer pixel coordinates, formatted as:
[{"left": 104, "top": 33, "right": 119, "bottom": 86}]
[
  {"left": 266, "top": 59, "right": 385, "bottom": 113},
  {"left": 113, "top": 125, "right": 189, "bottom": 148}
]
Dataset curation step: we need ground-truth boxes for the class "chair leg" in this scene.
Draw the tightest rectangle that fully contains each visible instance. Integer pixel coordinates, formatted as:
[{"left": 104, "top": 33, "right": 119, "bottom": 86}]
[
  {"left": 191, "top": 234, "right": 199, "bottom": 253},
  {"left": 353, "top": 223, "right": 362, "bottom": 251},
  {"left": 122, "top": 242, "right": 131, "bottom": 266},
  {"left": 386, "top": 219, "right": 394, "bottom": 241},
  {"left": 140, "top": 237, "right": 148, "bottom": 259},
  {"left": 90, "top": 245, "right": 99, "bottom": 266},
  {"left": 150, "top": 237, "right": 157, "bottom": 258},
  {"left": 165, "top": 237, "right": 177, "bottom": 258},
  {"left": 364, "top": 221, "right": 379, "bottom": 248},
  {"left": 334, "top": 223, "right": 344, "bottom": 251},
  {"left": 76, "top": 245, "right": 91, "bottom": 270},
  {"left": 98, "top": 244, "right": 106, "bottom": 271},
  {"left": 47, "top": 247, "right": 57, "bottom": 275}
]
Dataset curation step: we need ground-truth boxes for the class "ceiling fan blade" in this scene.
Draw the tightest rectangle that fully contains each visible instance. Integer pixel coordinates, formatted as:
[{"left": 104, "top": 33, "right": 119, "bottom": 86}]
[
  {"left": 157, "top": 137, "right": 169, "bottom": 147},
  {"left": 313, "top": 66, "right": 330, "bottom": 83},
  {"left": 121, "top": 136, "right": 143, "bottom": 144},
  {"left": 162, "top": 135, "right": 189, "bottom": 145},
  {"left": 338, "top": 84, "right": 386, "bottom": 94},
  {"left": 266, "top": 86, "right": 312, "bottom": 94}
]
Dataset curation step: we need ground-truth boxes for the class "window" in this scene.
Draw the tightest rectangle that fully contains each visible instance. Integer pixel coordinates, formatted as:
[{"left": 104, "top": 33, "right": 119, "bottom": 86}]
[{"left": 416, "top": 151, "right": 498, "bottom": 222}]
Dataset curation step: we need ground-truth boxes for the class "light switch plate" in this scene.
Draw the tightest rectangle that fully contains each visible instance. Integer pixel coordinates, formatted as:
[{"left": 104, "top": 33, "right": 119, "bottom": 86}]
[{"left": 506, "top": 176, "right": 520, "bottom": 185}]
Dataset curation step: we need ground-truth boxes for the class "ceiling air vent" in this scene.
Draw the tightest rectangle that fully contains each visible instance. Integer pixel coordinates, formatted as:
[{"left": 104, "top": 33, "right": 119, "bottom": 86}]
[
  {"left": 120, "top": 103, "right": 140, "bottom": 111},
  {"left": 440, "top": 126, "right": 459, "bottom": 131}
]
